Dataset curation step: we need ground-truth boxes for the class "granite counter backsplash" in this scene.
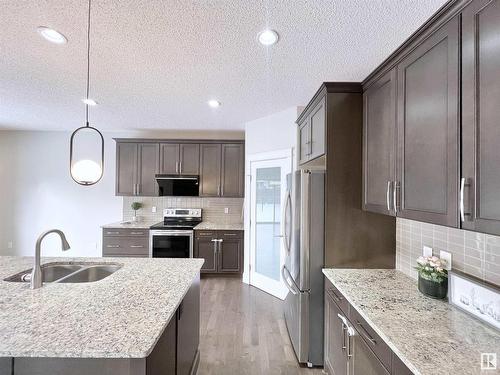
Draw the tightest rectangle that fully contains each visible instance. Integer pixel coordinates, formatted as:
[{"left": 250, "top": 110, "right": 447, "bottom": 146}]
[{"left": 323, "top": 268, "right": 500, "bottom": 375}]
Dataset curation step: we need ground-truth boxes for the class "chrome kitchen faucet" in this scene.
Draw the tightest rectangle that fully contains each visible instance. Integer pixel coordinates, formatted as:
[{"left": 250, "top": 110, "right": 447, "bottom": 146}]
[{"left": 31, "top": 230, "right": 71, "bottom": 289}]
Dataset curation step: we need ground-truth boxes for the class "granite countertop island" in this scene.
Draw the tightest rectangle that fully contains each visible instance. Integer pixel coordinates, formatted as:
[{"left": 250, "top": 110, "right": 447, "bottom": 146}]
[
  {"left": 0, "top": 256, "right": 203, "bottom": 359},
  {"left": 323, "top": 269, "right": 500, "bottom": 375}
]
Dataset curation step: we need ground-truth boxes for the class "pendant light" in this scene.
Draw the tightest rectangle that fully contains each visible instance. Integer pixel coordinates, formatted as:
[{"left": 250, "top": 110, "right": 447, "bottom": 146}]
[{"left": 70, "top": 0, "right": 104, "bottom": 186}]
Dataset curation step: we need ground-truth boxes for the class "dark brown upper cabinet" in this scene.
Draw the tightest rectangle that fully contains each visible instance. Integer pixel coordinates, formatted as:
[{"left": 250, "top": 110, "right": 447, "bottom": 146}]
[
  {"left": 395, "top": 16, "right": 460, "bottom": 227},
  {"left": 116, "top": 139, "right": 243, "bottom": 198},
  {"left": 461, "top": 0, "right": 500, "bottom": 235},
  {"left": 221, "top": 144, "right": 244, "bottom": 197},
  {"left": 363, "top": 69, "right": 397, "bottom": 216},
  {"left": 199, "top": 144, "right": 222, "bottom": 197},
  {"left": 116, "top": 142, "right": 138, "bottom": 196},
  {"left": 137, "top": 143, "right": 160, "bottom": 196},
  {"left": 179, "top": 144, "right": 200, "bottom": 175},
  {"left": 160, "top": 143, "right": 180, "bottom": 174},
  {"left": 298, "top": 97, "right": 326, "bottom": 165},
  {"left": 116, "top": 142, "right": 159, "bottom": 196},
  {"left": 160, "top": 143, "right": 200, "bottom": 175}
]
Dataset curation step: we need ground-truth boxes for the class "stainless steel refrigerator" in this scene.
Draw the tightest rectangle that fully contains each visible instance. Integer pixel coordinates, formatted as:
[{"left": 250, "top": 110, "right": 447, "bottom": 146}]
[{"left": 281, "top": 169, "right": 325, "bottom": 367}]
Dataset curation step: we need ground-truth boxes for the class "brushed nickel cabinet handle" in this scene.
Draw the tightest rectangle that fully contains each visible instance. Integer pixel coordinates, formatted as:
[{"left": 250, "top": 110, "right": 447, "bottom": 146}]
[
  {"left": 106, "top": 231, "right": 120, "bottom": 235},
  {"left": 393, "top": 181, "right": 399, "bottom": 213},
  {"left": 130, "top": 245, "right": 144, "bottom": 248},
  {"left": 106, "top": 245, "right": 120, "bottom": 248},
  {"left": 460, "top": 177, "right": 472, "bottom": 222},
  {"left": 337, "top": 314, "right": 347, "bottom": 351},
  {"left": 386, "top": 181, "right": 392, "bottom": 212},
  {"left": 356, "top": 321, "right": 377, "bottom": 345},
  {"left": 130, "top": 232, "right": 144, "bottom": 235}
]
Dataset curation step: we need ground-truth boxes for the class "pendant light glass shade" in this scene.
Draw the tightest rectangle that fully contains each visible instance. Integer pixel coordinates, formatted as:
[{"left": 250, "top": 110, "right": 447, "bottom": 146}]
[
  {"left": 70, "top": 124, "right": 104, "bottom": 185},
  {"left": 69, "top": 0, "right": 104, "bottom": 186}
]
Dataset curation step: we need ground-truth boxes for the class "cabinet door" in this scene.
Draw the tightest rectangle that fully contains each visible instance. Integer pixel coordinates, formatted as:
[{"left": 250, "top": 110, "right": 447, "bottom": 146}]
[
  {"left": 396, "top": 17, "right": 459, "bottom": 227},
  {"left": 309, "top": 97, "right": 326, "bottom": 161},
  {"left": 160, "top": 143, "right": 180, "bottom": 174},
  {"left": 137, "top": 143, "right": 159, "bottom": 196},
  {"left": 349, "top": 334, "right": 390, "bottom": 375},
  {"left": 363, "top": 69, "right": 397, "bottom": 216},
  {"left": 298, "top": 120, "right": 310, "bottom": 165},
  {"left": 177, "top": 276, "right": 200, "bottom": 375},
  {"left": 195, "top": 237, "right": 217, "bottom": 273},
  {"left": 199, "top": 144, "right": 222, "bottom": 197},
  {"left": 462, "top": 0, "right": 500, "bottom": 235},
  {"left": 221, "top": 144, "right": 244, "bottom": 197},
  {"left": 180, "top": 144, "right": 200, "bottom": 175},
  {"left": 116, "top": 142, "right": 137, "bottom": 196},
  {"left": 324, "top": 291, "right": 348, "bottom": 375},
  {"left": 218, "top": 238, "right": 242, "bottom": 273}
]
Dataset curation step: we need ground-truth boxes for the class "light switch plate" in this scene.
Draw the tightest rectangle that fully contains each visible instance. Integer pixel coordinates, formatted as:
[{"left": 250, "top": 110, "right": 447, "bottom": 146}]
[
  {"left": 423, "top": 246, "right": 433, "bottom": 257},
  {"left": 440, "top": 250, "right": 452, "bottom": 270},
  {"left": 7, "top": 241, "right": 13, "bottom": 249},
  {"left": 224, "top": 207, "right": 229, "bottom": 214},
  {"left": 152, "top": 206, "right": 157, "bottom": 213}
]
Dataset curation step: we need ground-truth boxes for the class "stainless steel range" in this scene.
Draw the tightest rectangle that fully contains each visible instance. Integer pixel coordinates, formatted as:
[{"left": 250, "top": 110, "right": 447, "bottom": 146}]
[{"left": 149, "top": 208, "right": 202, "bottom": 258}]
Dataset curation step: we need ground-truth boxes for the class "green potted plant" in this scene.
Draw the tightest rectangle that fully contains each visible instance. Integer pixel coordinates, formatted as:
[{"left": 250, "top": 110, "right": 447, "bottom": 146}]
[
  {"left": 415, "top": 256, "right": 448, "bottom": 299},
  {"left": 131, "top": 202, "right": 143, "bottom": 222}
]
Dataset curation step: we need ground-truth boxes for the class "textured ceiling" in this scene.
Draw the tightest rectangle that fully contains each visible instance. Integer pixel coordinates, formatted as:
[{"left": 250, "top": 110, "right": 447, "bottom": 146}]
[{"left": 0, "top": 0, "right": 447, "bottom": 131}]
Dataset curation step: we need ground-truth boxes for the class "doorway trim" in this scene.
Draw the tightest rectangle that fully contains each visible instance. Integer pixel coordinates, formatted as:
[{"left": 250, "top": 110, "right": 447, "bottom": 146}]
[{"left": 243, "top": 148, "right": 293, "bottom": 299}]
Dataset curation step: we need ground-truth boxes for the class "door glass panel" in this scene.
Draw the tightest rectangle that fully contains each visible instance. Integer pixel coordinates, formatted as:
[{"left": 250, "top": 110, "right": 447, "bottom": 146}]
[{"left": 255, "top": 167, "right": 281, "bottom": 281}]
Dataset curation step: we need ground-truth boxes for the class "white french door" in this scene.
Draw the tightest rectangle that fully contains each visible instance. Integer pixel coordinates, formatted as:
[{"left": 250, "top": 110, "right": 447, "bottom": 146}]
[{"left": 249, "top": 151, "right": 292, "bottom": 299}]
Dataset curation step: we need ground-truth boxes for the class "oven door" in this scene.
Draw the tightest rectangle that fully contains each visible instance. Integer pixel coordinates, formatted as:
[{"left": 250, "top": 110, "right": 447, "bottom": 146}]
[{"left": 149, "top": 230, "right": 193, "bottom": 258}]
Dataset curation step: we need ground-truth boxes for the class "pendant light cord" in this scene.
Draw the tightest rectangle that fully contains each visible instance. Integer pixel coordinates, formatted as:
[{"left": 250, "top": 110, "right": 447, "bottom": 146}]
[{"left": 85, "top": 0, "right": 92, "bottom": 127}]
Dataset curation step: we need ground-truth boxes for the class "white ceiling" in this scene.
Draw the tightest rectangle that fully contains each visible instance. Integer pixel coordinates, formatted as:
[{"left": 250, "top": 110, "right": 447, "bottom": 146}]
[{"left": 0, "top": 0, "right": 447, "bottom": 131}]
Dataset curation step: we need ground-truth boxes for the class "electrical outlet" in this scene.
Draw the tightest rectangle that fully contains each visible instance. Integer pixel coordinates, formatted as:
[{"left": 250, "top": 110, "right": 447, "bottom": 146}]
[
  {"left": 439, "top": 250, "right": 452, "bottom": 270},
  {"left": 152, "top": 206, "right": 157, "bottom": 213},
  {"left": 423, "top": 246, "right": 433, "bottom": 257},
  {"left": 224, "top": 207, "right": 229, "bottom": 214},
  {"left": 7, "top": 241, "right": 13, "bottom": 249}
]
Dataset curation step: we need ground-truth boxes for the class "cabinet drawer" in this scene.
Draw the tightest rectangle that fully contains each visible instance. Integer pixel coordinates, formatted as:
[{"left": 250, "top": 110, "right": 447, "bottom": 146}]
[
  {"left": 195, "top": 230, "right": 215, "bottom": 238},
  {"left": 220, "top": 230, "right": 243, "bottom": 239},
  {"left": 102, "top": 228, "right": 148, "bottom": 237},
  {"left": 349, "top": 306, "right": 392, "bottom": 371},
  {"left": 324, "top": 279, "right": 349, "bottom": 316},
  {"left": 103, "top": 236, "right": 149, "bottom": 256}
]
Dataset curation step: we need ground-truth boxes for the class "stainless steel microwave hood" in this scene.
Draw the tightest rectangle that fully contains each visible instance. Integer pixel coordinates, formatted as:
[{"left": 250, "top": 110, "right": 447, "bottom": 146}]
[{"left": 155, "top": 174, "right": 199, "bottom": 197}]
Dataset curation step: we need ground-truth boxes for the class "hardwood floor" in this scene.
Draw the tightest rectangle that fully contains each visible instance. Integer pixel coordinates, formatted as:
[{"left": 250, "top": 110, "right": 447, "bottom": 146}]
[{"left": 197, "top": 277, "right": 324, "bottom": 375}]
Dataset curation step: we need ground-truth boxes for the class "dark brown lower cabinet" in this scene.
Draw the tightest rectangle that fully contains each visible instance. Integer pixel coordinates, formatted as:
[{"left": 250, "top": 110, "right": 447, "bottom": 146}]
[
  {"left": 194, "top": 230, "right": 243, "bottom": 274},
  {"left": 102, "top": 229, "right": 150, "bottom": 257},
  {"left": 7, "top": 277, "right": 201, "bottom": 375},
  {"left": 324, "top": 288, "right": 348, "bottom": 375},
  {"left": 324, "top": 279, "right": 413, "bottom": 375}
]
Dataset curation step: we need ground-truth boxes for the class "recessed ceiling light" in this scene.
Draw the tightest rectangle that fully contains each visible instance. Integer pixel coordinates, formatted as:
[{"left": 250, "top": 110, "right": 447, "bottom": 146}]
[
  {"left": 82, "top": 98, "right": 98, "bottom": 106},
  {"left": 36, "top": 26, "right": 68, "bottom": 44},
  {"left": 257, "top": 29, "right": 279, "bottom": 46},
  {"left": 208, "top": 100, "right": 221, "bottom": 108}
]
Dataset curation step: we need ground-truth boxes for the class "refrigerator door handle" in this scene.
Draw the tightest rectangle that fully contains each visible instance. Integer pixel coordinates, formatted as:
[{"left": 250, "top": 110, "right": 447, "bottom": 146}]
[
  {"left": 282, "top": 265, "right": 300, "bottom": 295},
  {"left": 281, "top": 189, "right": 292, "bottom": 253}
]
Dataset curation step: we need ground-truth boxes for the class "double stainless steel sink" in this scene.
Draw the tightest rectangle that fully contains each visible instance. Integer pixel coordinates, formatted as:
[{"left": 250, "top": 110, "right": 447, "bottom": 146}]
[{"left": 3, "top": 262, "right": 122, "bottom": 284}]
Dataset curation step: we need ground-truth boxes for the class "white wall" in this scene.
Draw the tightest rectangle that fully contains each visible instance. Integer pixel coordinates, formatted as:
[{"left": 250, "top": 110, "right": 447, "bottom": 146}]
[
  {"left": 243, "top": 107, "right": 300, "bottom": 284},
  {"left": 0, "top": 130, "right": 122, "bottom": 257},
  {"left": 0, "top": 129, "right": 245, "bottom": 258}
]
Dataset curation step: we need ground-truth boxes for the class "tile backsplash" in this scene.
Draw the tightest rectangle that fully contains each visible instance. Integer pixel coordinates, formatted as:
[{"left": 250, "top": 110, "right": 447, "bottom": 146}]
[
  {"left": 123, "top": 197, "right": 244, "bottom": 224},
  {"left": 396, "top": 218, "right": 500, "bottom": 286}
]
